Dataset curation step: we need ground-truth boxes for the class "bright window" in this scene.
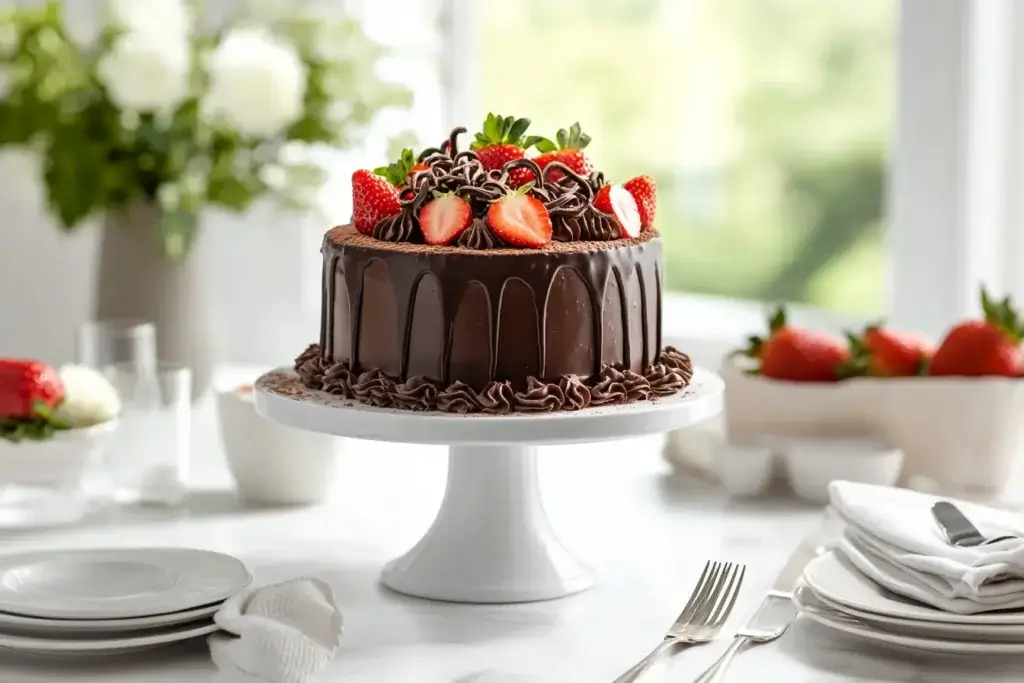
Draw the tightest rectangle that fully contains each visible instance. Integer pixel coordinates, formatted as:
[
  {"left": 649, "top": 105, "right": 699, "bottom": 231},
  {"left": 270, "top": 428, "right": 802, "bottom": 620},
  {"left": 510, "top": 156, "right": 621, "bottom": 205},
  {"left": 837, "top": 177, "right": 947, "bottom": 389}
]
[{"left": 474, "top": 0, "right": 895, "bottom": 317}]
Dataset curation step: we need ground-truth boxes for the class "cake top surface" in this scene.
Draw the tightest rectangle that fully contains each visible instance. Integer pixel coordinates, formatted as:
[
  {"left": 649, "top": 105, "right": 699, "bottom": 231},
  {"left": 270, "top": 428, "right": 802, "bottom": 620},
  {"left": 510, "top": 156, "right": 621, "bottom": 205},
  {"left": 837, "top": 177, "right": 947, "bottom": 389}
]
[
  {"left": 325, "top": 224, "right": 659, "bottom": 257},
  {"left": 348, "top": 115, "right": 659, "bottom": 252}
]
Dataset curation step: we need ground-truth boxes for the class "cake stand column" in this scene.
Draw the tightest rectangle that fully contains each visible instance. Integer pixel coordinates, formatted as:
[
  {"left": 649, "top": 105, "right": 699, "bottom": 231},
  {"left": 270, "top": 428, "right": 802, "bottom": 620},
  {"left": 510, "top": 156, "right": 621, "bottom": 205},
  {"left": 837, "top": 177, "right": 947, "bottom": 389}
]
[{"left": 380, "top": 444, "right": 594, "bottom": 603}]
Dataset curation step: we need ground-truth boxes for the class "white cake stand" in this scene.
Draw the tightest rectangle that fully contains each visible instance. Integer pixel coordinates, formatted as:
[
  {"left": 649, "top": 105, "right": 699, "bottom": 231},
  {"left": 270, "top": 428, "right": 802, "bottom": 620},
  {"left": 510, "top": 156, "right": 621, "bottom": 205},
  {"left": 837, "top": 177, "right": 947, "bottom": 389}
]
[{"left": 254, "top": 367, "right": 723, "bottom": 604}]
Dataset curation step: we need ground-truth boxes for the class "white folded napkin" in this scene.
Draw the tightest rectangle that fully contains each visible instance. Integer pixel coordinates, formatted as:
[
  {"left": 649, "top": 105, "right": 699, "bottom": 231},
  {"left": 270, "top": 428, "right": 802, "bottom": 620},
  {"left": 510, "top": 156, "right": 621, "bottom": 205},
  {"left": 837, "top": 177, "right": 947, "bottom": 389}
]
[
  {"left": 829, "top": 480, "right": 1024, "bottom": 614},
  {"left": 209, "top": 577, "right": 343, "bottom": 683}
]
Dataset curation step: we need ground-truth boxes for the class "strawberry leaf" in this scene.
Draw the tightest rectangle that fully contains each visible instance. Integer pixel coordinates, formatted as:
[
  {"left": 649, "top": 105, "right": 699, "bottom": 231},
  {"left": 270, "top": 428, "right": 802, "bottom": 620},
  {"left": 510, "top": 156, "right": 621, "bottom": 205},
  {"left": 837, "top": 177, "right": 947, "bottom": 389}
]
[
  {"left": 471, "top": 114, "right": 533, "bottom": 149},
  {"left": 980, "top": 286, "right": 1024, "bottom": 343},
  {"left": 374, "top": 148, "right": 418, "bottom": 186},
  {"left": 767, "top": 305, "right": 787, "bottom": 333},
  {"left": 0, "top": 401, "right": 73, "bottom": 444},
  {"left": 531, "top": 138, "right": 558, "bottom": 154},
  {"left": 507, "top": 118, "right": 531, "bottom": 144}
]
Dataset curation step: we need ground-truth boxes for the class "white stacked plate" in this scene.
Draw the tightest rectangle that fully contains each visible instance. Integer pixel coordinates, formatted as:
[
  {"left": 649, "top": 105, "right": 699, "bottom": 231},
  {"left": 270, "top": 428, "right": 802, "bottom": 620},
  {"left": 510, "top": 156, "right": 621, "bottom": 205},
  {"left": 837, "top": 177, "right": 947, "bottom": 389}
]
[
  {"left": 0, "top": 548, "right": 250, "bottom": 657},
  {"left": 794, "top": 550, "right": 1024, "bottom": 655}
]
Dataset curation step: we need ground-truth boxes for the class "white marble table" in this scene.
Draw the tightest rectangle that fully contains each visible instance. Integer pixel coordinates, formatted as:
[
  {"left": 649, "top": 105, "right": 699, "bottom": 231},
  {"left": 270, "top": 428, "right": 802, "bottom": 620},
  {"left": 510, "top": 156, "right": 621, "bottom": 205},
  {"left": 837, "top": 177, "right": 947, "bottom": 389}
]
[{"left": 0, "top": 372, "right": 1020, "bottom": 683}]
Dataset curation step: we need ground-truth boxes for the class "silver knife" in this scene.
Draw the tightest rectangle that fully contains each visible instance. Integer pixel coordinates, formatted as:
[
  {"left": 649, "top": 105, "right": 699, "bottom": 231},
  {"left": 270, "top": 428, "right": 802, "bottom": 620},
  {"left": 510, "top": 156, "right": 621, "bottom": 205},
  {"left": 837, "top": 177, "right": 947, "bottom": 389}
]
[
  {"left": 932, "top": 501, "right": 984, "bottom": 546},
  {"left": 692, "top": 534, "right": 823, "bottom": 683},
  {"left": 931, "top": 501, "right": 1017, "bottom": 547}
]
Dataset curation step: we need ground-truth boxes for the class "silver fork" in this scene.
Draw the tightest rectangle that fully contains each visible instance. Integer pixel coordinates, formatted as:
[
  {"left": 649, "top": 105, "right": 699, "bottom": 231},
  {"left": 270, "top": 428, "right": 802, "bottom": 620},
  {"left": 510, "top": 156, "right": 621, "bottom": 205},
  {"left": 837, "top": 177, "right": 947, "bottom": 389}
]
[{"left": 613, "top": 561, "right": 746, "bottom": 683}]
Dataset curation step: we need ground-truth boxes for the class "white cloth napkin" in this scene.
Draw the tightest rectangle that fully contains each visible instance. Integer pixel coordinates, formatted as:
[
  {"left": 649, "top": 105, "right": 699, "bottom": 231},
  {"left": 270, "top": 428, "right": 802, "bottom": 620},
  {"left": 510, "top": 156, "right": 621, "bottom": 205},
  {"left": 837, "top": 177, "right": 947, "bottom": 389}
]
[
  {"left": 828, "top": 480, "right": 1024, "bottom": 614},
  {"left": 209, "top": 577, "right": 343, "bottom": 683}
]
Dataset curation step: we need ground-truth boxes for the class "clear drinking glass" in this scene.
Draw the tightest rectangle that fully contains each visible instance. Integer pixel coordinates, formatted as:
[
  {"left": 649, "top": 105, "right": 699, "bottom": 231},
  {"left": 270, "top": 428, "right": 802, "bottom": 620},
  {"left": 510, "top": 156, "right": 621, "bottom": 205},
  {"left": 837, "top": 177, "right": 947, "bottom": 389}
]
[
  {"left": 76, "top": 319, "right": 158, "bottom": 374},
  {"left": 104, "top": 362, "right": 191, "bottom": 507}
]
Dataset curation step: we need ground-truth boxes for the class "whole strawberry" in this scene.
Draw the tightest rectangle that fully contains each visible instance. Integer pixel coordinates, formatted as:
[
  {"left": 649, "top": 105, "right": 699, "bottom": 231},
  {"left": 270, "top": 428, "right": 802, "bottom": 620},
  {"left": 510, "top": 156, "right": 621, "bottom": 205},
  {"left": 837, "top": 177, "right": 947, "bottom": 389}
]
[
  {"left": 351, "top": 169, "right": 401, "bottom": 235},
  {"left": 531, "top": 122, "right": 594, "bottom": 182},
  {"left": 841, "top": 325, "right": 934, "bottom": 377},
  {"left": 471, "top": 114, "right": 537, "bottom": 188},
  {"left": 930, "top": 289, "right": 1024, "bottom": 377},
  {"left": 0, "top": 359, "right": 64, "bottom": 420},
  {"left": 740, "top": 307, "right": 850, "bottom": 382}
]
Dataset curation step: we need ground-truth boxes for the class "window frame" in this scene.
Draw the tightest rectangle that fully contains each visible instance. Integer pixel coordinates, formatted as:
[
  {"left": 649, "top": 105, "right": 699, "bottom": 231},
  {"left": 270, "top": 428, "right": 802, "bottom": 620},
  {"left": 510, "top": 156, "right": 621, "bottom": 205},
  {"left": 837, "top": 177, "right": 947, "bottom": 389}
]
[{"left": 440, "top": 0, "right": 1024, "bottom": 367}]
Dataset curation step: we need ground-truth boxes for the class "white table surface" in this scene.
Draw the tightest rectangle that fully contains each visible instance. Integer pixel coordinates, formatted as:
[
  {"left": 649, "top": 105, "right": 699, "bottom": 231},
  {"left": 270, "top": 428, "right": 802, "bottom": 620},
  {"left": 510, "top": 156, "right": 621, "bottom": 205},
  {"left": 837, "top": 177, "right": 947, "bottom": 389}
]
[{"left": 0, "top": 367, "right": 1020, "bottom": 683}]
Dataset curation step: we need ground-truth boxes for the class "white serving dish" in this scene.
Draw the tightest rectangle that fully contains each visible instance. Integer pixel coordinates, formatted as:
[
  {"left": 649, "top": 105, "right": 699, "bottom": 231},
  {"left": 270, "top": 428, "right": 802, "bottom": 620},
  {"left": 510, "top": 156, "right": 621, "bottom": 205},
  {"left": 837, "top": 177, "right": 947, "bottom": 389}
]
[
  {"left": 775, "top": 436, "right": 903, "bottom": 504},
  {"left": 0, "top": 420, "right": 118, "bottom": 488},
  {"left": 712, "top": 442, "right": 775, "bottom": 497},
  {"left": 217, "top": 386, "right": 341, "bottom": 505},
  {"left": 720, "top": 358, "right": 1024, "bottom": 496}
]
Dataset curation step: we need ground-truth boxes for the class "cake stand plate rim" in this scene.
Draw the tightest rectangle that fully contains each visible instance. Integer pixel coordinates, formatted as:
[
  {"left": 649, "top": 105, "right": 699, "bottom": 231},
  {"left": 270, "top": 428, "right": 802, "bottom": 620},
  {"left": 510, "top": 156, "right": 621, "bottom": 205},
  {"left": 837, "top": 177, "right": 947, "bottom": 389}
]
[{"left": 253, "top": 366, "right": 724, "bottom": 446}]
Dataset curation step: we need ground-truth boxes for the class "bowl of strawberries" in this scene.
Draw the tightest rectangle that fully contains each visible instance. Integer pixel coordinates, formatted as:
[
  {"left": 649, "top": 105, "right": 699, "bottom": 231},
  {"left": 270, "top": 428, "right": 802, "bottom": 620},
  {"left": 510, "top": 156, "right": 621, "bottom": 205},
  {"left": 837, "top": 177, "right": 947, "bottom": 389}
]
[
  {"left": 0, "top": 359, "right": 120, "bottom": 491},
  {"left": 722, "top": 287, "right": 1024, "bottom": 497}
]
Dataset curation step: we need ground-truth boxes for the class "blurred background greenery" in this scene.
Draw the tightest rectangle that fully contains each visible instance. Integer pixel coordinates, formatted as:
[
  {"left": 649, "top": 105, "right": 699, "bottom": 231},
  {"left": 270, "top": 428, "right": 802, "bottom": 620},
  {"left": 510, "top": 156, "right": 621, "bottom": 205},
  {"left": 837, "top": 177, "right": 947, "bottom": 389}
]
[{"left": 478, "top": 0, "right": 893, "bottom": 315}]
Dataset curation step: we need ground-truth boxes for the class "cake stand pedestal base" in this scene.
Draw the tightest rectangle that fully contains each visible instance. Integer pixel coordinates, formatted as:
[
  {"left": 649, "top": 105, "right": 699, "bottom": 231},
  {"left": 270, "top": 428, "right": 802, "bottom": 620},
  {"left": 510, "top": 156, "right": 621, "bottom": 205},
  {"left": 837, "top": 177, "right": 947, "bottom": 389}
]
[
  {"left": 254, "top": 367, "right": 724, "bottom": 604},
  {"left": 381, "top": 445, "right": 593, "bottom": 603}
]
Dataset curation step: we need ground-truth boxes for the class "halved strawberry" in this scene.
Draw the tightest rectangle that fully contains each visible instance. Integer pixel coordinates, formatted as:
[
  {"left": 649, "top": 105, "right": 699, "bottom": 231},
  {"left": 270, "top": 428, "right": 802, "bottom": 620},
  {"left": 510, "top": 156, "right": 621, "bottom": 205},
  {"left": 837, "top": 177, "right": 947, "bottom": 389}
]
[
  {"left": 487, "top": 188, "right": 552, "bottom": 249},
  {"left": 352, "top": 170, "right": 401, "bottom": 235},
  {"left": 605, "top": 185, "right": 641, "bottom": 238},
  {"left": 623, "top": 175, "right": 657, "bottom": 228},
  {"left": 531, "top": 122, "right": 594, "bottom": 182},
  {"left": 594, "top": 184, "right": 612, "bottom": 214},
  {"left": 471, "top": 114, "right": 536, "bottom": 188},
  {"left": 419, "top": 192, "right": 472, "bottom": 245}
]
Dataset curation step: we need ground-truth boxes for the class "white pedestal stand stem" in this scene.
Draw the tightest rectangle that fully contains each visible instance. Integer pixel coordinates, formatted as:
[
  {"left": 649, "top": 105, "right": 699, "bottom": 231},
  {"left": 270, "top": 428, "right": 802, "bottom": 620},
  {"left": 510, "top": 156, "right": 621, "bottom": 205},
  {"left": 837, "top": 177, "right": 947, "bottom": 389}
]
[{"left": 380, "top": 444, "right": 594, "bottom": 603}]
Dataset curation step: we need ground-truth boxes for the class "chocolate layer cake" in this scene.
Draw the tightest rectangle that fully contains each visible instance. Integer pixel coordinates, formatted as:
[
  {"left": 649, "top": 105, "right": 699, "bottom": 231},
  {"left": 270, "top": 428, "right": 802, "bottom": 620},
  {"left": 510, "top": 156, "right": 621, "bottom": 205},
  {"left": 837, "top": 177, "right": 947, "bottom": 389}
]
[{"left": 295, "top": 119, "right": 692, "bottom": 413}]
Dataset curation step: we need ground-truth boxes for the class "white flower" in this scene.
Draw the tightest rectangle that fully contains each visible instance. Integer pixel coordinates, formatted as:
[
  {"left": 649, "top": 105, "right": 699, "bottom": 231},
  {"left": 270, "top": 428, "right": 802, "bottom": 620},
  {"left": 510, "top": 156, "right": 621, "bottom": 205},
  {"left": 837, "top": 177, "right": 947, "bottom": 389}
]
[
  {"left": 54, "top": 365, "right": 121, "bottom": 429},
  {"left": 98, "top": 31, "right": 191, "bottom": 112},
  {"left": 107, "top": 0, "right": 190, "bottom": 38},
  {"left": 259, "top": 164, "right": 287, "bottom": 190},
  {"left": 203, "top": 28, "right": 307, "bottom": 138}
]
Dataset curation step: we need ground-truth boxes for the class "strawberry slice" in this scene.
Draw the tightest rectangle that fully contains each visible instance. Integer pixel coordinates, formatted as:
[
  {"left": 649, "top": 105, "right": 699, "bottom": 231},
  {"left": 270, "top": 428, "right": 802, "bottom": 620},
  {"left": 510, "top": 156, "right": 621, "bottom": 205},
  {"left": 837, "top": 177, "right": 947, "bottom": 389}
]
[
  {"left": 419, "top": 192, "right": 472, "bottom": 245},
  {"left": 623, "top": 175, "right": 657, "bottom": 228},
  {"left": 487, "top": 188, "right": 552, "bottom": 248},
  {"left": 606, "top": 185, "right": 641, "bottom": 238},
  {"left": 352, "top": 169, "right": 401, "bottom": 235},
  {"left": 594, "top": 184, "right": 612, "bottom": 214}
]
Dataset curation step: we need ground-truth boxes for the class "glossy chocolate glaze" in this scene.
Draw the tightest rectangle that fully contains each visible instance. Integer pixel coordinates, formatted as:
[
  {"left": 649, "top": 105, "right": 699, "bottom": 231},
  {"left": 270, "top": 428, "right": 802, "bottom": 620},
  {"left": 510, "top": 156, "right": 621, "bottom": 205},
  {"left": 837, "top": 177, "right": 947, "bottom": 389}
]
[{"left": 320, "top": 225, "right": 663, "bottom": 391}]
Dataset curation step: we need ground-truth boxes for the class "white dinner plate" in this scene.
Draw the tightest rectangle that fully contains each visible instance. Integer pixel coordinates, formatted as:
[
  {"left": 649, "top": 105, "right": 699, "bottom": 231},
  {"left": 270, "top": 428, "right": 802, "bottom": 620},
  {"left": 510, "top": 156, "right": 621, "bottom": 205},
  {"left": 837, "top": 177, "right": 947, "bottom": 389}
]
[
  {"left": 0, "top": 548, "right": 250, "bottom": 620},
  {"left": 0, "top": 600, "right": 222, "bottom": 635},
  {"left": 794, "top": 586, "right": 1024, "bottom": 655},
  {"left": 802, "top": 550, "right": 1024, "bottom": 626},
  {"left": 0, "top": 619, "right": 219, "bottom": 657},
  {"left": 808, "top": 589, "right": 1024, "bottom": 642}
]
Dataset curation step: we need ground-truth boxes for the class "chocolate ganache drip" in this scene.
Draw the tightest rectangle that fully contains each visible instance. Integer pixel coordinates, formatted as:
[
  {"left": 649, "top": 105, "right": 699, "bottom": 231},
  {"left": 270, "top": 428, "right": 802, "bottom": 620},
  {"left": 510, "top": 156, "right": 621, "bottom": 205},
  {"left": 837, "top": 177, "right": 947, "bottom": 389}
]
[{"left": 291, "top": 345, "right": 694, "bottom": 415}]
